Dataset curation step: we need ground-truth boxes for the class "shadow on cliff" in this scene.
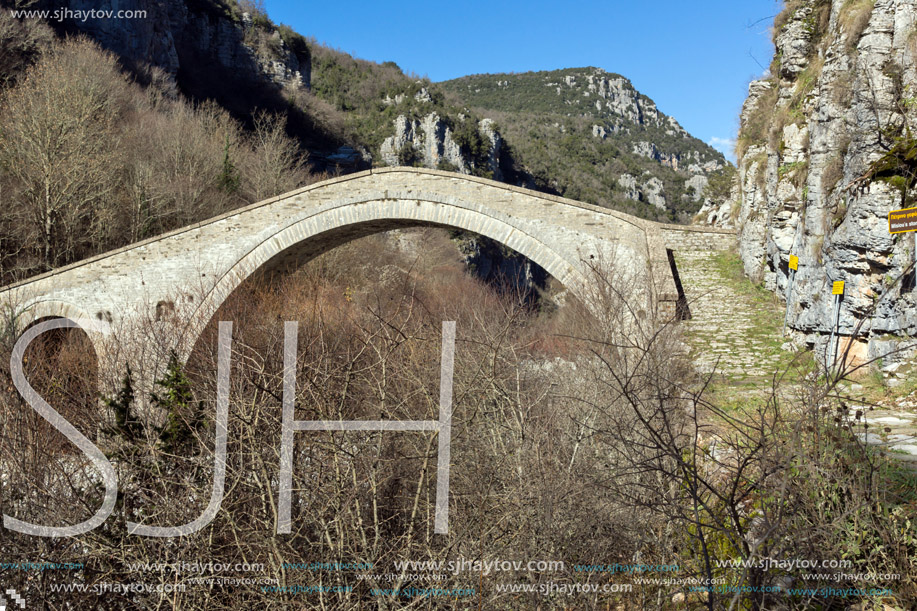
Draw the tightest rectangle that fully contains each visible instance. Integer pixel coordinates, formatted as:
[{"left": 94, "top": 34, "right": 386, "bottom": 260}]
[{"left": 26, "top": 0, "right": 355, "bottom": 173}]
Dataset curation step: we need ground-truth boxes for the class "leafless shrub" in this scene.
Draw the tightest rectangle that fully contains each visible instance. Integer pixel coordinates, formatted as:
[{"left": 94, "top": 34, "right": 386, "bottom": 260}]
[
  {"left": 0, "top": 10, "right": 53, "bottom": 88},
  {"left": 239, "top": 111, "right": 309, "bottom": 203},
  {"left": 2, "top": 231, "right": 914, "bottom": 609},
  {"left": 0, "top": 38, "right": 124, "bottom": 273}
]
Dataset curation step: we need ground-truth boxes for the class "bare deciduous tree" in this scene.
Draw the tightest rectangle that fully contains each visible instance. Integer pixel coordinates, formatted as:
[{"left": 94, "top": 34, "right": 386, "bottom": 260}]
[{"left": 0, "top": 38, "right": 123, "bottom": 272}]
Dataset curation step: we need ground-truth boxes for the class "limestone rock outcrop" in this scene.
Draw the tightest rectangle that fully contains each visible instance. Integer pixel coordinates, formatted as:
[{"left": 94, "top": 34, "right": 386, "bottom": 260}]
[
  {"left": 618, "top": 174, "right": 641, "bottom": 201},
  {"left": 696, "top": 198, "right": 736, "bottom": 228},
  {"left": 380, "top": 113, "right": 503, "bottom": 178},
  {"left": 478, "top": 118, "right": 503, "bottom": 181},
  {"left": 685, "top": 175, "right": 709, "bottom": 202},
  {"left": 643, "top": 177, "right": 667, "bottom": 209},
  {"left": 617, "top": 174, "right": 668, "bottom": 209},
  {"left": 736, "top": 0, "right": 917, "bottom": 357},
  {"left": 632, "top": 141, "right": 721, "bottom": 173}
]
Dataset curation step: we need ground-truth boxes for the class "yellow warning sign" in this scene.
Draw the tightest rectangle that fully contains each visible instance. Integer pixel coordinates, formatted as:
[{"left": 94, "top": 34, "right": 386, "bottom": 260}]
[
  {"left": 832, "top": 281, "right": 845, "bottom": 295},
  {"left": 789, "top": 255, "right": 798, "bottom": 271},
  {"left": 889, "top": 206, "right": 917, "bottom": 234}
]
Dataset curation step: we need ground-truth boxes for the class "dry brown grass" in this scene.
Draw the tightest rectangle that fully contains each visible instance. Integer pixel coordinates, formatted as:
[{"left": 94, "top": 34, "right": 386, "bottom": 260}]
[
  {"left": 772, "top": 0, "right": 831, "bottom": 44},
  {"left": 773, "top": 0, "right": 807, "bottom": 41},
  {"left": 765, "top": 55, "right": 826, "bottom": 159},
  {"left": 840, "top": 0, "right": 876, "bottom": 50},
  {"left": 789, "top": 54, "right": 825, "bottom": 109},
  {"left": 737, "top": 80, "right": 780, "bottom": 160},
  {"left": 814, "top": 0, "right": 832, "bottom": 38},
  {"left": 908, "top": 26, "right": 917, "bottom": 60},
  {"left": 3, "top": 226, "right": 915, "bottom": 609},
  {"left": 746, "top": 151, "right": 769, "bottom": 194},
  {"left": 822, "top": 152, "right": 846, "bottom": 195},
  {"left": 830, "top": 70, "right": 855, "bottom": 108}
]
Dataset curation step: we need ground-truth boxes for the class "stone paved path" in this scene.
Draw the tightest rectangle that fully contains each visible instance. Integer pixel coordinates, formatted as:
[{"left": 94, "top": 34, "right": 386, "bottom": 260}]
[
  {"left": 673, "top": 250, "right": 784, "bottom": 382},
  {"left": 675, "top": 249, "right": 917, "bottom": 462}
]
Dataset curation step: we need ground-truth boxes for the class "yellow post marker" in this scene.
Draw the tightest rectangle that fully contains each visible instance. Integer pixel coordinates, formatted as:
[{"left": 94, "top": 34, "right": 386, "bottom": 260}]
[
  {"left": 828, "top": 280, "right": 845, "bottom": 369},
  {"left": 783, "top": 254, "right": 799, "bottom": 336}
]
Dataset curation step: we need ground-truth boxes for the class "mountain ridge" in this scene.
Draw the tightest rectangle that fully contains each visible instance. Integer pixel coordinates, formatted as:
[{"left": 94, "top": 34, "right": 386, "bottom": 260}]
[{"left": 439, "top": 66, "right": 731, "bottom": 222}]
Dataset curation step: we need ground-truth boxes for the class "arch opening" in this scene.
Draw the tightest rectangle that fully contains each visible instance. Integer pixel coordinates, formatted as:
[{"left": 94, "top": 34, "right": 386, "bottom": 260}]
[
  {"left": 249, "top": 220, "right": 554, "bottom": 298},
  {"left": 252, "top": 223, "right": 553, "bottom": 306},
  {"left": 186, "top": 225, "right": 572, "bottom": 365},
  {"left": 180, "top": 198, "right": 593, "bottom": 361},
  {"left": 5, "top": 317, "right": 101, "bottom": 451}
]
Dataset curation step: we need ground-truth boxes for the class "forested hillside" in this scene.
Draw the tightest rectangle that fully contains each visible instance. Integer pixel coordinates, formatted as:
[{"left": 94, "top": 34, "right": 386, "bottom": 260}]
[
  {"left": 441, "top": 68, "right": 733, "bottom": 221},
  {"left": 0, "top": 12, "right": 310, "bottom": 285}
]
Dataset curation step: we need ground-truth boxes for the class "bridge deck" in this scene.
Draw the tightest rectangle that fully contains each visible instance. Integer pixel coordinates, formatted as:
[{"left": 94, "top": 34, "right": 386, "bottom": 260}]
[{"left": 0, "top": 168, "right": 735, "bottom": 359}]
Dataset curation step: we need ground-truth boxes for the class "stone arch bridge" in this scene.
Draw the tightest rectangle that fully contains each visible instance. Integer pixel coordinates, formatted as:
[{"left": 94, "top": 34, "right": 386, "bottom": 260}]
[{"left": 0, "top": 167, "right": 733, "bottom": 388}]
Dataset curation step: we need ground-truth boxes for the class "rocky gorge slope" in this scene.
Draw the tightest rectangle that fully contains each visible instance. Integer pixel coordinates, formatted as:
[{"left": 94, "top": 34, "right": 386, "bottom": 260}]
[
  {"left": 7, "top": 0, "right": 742, "bottom": 299},
  {"left": 57, "top": 0, "right": 307, "bottom": 87},
  {"left": 736, "top": 0, "right": 917, "bottom": 361},
  {"left": 31, "top": 1, "right": 732, "bottom": 224},
  {"left": 441, "top": 68, "right": 731, "bottom": 222}
]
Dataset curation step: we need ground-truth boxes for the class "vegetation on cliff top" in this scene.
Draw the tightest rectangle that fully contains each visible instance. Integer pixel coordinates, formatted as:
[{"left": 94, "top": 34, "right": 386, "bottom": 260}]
[
  {"left": 441, "top": 69, "right": 727, "bottom": 222},
  {"left": 297, "top": 49, "right": 731, "bottom": 221}
]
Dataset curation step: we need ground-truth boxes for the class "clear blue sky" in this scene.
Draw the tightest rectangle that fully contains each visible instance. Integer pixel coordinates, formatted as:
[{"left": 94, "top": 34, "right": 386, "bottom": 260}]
[{"left": 263, "top": 0, "right": 783, "bottom": 162}]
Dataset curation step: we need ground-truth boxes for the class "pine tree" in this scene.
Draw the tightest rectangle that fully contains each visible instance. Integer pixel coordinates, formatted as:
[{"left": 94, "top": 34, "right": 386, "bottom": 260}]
[
  {"left": 104, "top": 366, "right": 140, "bottom": 441},
  {"left": 152, "top": 351, "right": 201, "bottom": 451},
  {"left": 217, "top": 133, "right": 240, "bottom": 193}
]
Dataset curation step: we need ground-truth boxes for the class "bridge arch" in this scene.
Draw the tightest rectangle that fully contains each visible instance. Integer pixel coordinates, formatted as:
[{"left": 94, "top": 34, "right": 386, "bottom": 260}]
[
  {"left": 15, "top": 299, "right": 96, "bottom": 328},
  {"left": 10, "top": 300, "right": 109, "bottom": 359},
  {"left": 1, "top": 167, "right": 695, "bottom": 381},
  {"left": 8, "top": 309, "right": 106, "bottom": 441},
  {"left": 181, "top": 192, "right": 594, "bottom": 360}
]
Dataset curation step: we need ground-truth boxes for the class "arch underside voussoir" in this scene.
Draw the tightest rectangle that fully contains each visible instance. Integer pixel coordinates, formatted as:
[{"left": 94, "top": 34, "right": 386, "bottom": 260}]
[{"left": 180, "top": 196, "right": 595, "bottom": 360}]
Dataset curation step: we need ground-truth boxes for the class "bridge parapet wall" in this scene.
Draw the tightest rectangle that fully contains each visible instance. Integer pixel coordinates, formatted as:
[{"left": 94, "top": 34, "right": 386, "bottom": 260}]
[{"left": 660, "top": 225, "right": 737, "bottom": 253}]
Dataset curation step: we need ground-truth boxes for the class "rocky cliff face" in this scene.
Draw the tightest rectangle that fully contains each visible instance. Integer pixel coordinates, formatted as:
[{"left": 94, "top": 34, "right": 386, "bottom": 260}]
[
  {"left": 695, "top": 180, "right": 741, "bottom": 228},
  {"left": 43, "top": 0, "right": 309, "bottom": 99},
  {"left": 377, "top": 87, "right": 504, "bottom": 178},
  {"left": 379, "top": 112, "right": 502, "bottom": 178},
  {"left": 617, "top": 173, "right": 667, "bottom": 209},
  {"left": 736, "top": 0, "right": 917, "bottom": 359}
]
